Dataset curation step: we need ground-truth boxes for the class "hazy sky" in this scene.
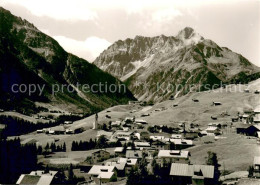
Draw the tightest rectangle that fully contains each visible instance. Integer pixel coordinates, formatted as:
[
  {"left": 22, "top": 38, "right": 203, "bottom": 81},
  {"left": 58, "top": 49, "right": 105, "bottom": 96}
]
[{"left": 0, "top": 0, "right": 259, "bottom": 66}]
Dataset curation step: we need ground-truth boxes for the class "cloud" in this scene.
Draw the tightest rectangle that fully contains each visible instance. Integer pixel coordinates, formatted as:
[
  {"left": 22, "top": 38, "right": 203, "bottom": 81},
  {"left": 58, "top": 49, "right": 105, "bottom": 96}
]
[
  {"left": 1, "top": 0, "right": 97, "bottom": 21},
  {"left": 53, "top": 36, "right": 111, "bottom": 62},
  {"left": 152, "top": 8, "right": 183, "bottom": 22}
]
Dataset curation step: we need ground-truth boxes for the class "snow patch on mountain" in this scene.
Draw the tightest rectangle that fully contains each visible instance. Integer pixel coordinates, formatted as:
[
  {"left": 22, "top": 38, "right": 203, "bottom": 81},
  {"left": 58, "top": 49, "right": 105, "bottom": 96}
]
[{"left": 121, "top": 54, "right": 154, "bottom": 81}]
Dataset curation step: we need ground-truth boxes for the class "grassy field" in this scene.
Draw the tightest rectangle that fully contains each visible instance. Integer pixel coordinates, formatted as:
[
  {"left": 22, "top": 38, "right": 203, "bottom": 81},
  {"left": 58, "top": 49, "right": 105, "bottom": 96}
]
[
  {"left": 39, "top": 148, "right": 116, "bottom": 165},
  {"left": 187, "top": 133, "right": 260, "bottom": 172},
  {"left": 0, "top": 111, "right": 51, "bottom": 123},
  {"left": 236, "top": 178, "right": 260, "bottom": 185}
]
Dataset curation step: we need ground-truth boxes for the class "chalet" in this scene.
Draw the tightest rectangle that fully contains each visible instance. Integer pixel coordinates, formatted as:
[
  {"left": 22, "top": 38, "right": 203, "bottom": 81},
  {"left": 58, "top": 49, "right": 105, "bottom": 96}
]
[
  {"left": 53, "top": 126, "right": 65, "bottom": 135},
  {"left": 118, "top": 158, "right": 138, "bottom": 174},
  {"left": 106, "top": 161, "right": 126, "bottom": 177},
  {"left": 245, "top": 125, "right": 260, "bottom": 136},
  {"left": 255, "top": 90, "right": 260, "bottom": 94},
  {"left": 205, "top": 127, "right": 221, "bottom": 136},
  {"left": 105, "top": 114, "right": 111, "bottom": 119},
  {"left": 213, "top": 101, "right": 222, "bottom": 106},
  {"left": 141, "top": 113, "right": 150, "bottom": 117},
  {"left": 114, "top": 131, "right": 134, "bottom": 141},
  {"left": 88, "top": 165, "right": 117, "bottom": 184},
  {"left": 92, "top": 149, "right": 110, "bottom": 163},
  {"left": 254, "top": 108, "right": 260, "bottom": 114},
  {"left": 37, "top": 130, "right": 43, "bottom": 133},
  {"left": 140, "top": 131, "right": 150, "bottom": 140},
  {"left": 111, "top": 121, "right": 121, "bottom": 127},
  {"left": 183, "top": 131, "right": 199, "bottom": 140},
  {"left": 114, "top": 147, "right": 125, "bottom": 157},
  {"left": 254, "top": 156, "right": 260, "bottom": 177},
  {"left": 134, "top": 142, "right": 151, "bottom": 150},
  {"left": 170, "top": 163, "right": 215, "bottom": 185},
  {"left": 242, "top": 114, "right": 249, "bottom": 123},
  {"left": 151, "top": 140, "right": 170, "bottom": 150},
  {"left": 65, "top": 129, "right": 74, "bottom": 134},
  {"left": 192, "top": 98, "right": 199, "bottom": 102},
  {"left": 124, "top": 117, "right": 134, "bottom": 123},
  {"left": 158, "top": 150, "right": 190, "bottom": 165},
  {"left": 126, "top": 150, "right": 142, "bottom": 159},
  {"left": 254, "top": 115, "right": 260, "bottom": 123},
  {"left": 231, "top": 117, "right": 239, "bottom": 122},
  {"left": 244, "top": 108, "right": 254, "bottom": 114},
  {"left": 208, "top": 123, "right": 221, "bottom": 128},
  {"left": 150, "top": 135, "right": 165, "bottom": 141},
  {"left": 16, "top": 171, "right": 58, "bottom": 185},
  {"left": 64, "top": 121, "right": 73, "bottom": 124},
  {"left": 46, "top": 129, "right": 54, "bottom": 135},
  {"left": 97, "top": 130, "right": 113, "bottom": 139},
  {"left": 135, "top": 119, "right": 147, "bottom": 125},
  {"left": 237, "top": 124, "right": 260, "bottom": 136},
  {"left": 236, "top": 124, "right": 250, "bottom": 135},
  {"left": 170, "top": 139, "right": 193, "bottom": 150}
]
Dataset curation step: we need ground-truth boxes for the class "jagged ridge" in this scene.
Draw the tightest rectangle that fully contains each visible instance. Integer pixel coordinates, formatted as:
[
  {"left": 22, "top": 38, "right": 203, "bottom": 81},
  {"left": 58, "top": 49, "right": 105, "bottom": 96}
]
[{"left": 94, "top": 27, "right": 260, "bottom": 102}]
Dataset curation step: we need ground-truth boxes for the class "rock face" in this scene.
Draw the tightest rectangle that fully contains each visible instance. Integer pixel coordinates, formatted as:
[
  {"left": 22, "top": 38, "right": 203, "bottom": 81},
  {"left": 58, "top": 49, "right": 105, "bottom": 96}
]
[
  {"left": 94, "top": 27, "right": 260, "bottom": 102},
  {"left": 0, "top": 7, "right": 135, "bottom": 113}
]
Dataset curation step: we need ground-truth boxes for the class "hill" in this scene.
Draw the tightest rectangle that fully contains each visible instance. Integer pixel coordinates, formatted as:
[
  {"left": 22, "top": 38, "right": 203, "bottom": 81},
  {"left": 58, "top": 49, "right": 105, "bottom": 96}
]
[{"left": 0, "top": 7, "right": 135, "bottom": 114}]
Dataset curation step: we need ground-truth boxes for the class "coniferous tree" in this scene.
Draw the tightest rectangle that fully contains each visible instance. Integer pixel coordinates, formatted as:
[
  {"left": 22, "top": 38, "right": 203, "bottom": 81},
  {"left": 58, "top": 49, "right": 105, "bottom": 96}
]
[
  {"left": 63, "top": 142, "right": 66, "bottom": 152},
  {"left": 206, "top": 151, "right": 220, "bottom": 184}
]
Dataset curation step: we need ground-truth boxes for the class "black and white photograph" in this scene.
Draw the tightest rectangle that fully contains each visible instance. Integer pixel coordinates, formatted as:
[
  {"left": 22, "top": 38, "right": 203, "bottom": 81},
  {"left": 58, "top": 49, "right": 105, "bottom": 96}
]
[{"left": 0, "top": 0, "right": 259, "bottom": 184}]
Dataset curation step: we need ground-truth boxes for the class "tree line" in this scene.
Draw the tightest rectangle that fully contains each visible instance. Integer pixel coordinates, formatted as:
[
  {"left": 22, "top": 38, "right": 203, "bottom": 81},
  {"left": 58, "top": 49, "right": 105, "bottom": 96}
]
[
  {"left": 71, "top": 135, "right": 122, "bottom": 151},
  {"left": 0, "top": 138, "right": 38, "bottom": 184},
  {"left": 0, "top": 115, "right": 61, "bottom": 138}
]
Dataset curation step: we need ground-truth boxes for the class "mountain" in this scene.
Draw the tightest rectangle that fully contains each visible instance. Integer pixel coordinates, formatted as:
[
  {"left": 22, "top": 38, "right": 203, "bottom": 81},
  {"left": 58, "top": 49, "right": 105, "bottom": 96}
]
[
  {"left": 0, "top": 7, "right": 135, "bottom": 114},
  {"left": 94, "top": 27, "right": 260, "bottom": 102}
]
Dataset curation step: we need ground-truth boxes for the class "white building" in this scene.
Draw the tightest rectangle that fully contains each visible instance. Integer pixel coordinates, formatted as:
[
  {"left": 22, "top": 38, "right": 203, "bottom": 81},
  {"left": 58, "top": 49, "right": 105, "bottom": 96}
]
[
  {"left": 88, "top": 165, "right": 116, "bottom": 184},
  {"left": 16, "top": 171, "right": 58, "bottom": 185},
  {"left": 158, "top": 150, "right": 190, "bottom": 165}
]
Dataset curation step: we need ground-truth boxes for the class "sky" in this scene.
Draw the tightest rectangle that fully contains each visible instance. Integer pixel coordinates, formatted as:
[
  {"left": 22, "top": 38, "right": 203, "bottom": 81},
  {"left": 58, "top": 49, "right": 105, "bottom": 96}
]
[{"left": 0, "top": 0, "right": 259, "bottom": 66}]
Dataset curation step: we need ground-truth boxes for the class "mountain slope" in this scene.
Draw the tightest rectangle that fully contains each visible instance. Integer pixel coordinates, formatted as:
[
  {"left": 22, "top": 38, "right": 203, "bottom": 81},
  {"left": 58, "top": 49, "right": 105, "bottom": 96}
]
[
  {"left": 94, "top": 27, "right": 260, "bottom": 102},
  {"left": 0, "top": 7, "right": 135, "bottom": 114}
]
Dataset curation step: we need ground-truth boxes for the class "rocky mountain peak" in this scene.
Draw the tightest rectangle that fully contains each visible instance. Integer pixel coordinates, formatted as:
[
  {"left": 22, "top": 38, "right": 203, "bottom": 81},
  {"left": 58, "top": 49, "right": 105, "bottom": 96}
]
[
  {"left": 176, "top": 27, "right": 204, "bottom": 45},
  {"left": 94, "top": 27, "right": 260, "bottom": 102},
  {"left": 177, "top": 27, "right": 194, "bottom": 38}
]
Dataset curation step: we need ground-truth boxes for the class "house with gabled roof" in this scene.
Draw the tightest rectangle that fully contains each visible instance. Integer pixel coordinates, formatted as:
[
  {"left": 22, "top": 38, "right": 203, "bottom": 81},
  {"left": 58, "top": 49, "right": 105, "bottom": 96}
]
[
  {"left": 170, "top": 163, "right": 215, "bottom": 185},
  {"left": 16, "top": 171, "right": 58, "bottom": 185},
  {"left": 106, "top": 161, "right": 126, "bottom": 177},
  {"left": 88, "top": 165, "right": 117, "bottom": 184},
  {"left": 254, "top": 156, "right": 260, "bottom": 177},
  {"left": 118, "top": 158, "right": 138, "bottom": 174},
  {"left": 151, "top": 140, "right": 170, "bottom": 150},
  {"left": 170, "top": 139, "right": 194, "bottom": 150},
  {"left": 158, "top": 150, "right": 190, "bottom": 165},
  {"left": 134, "top": 141, "right": 151, "bottom": 150},
  {"left": 91, "top": 149, "right": 110, "bottom": 163},
  {"left": 126, "top": 150, "right": 143, "bottom": 159}
]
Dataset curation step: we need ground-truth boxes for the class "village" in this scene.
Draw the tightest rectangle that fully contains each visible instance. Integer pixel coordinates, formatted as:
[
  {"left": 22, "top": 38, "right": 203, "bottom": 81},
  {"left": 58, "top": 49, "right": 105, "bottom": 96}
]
[{"left": 5, "top": 82, "right": 259, "bottom": 185}]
